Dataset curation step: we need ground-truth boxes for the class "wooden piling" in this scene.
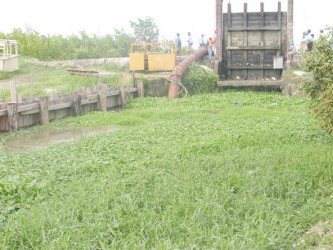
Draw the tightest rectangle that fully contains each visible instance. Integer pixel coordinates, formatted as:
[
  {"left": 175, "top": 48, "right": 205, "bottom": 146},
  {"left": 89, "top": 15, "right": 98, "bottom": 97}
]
[
  {"left": 0, "top": 84, "right": 139, "bottom": 132},
  {"left": 98, "top": 87, "right": 107, "bottom": 112},
  {"left": 0, "top": 103, "right": 7, "bottom": 131},
  {"left": 7, "top": 102, "right": 18, "bottom": 131},
  {"left": 137, "top": 80, "right": 144, "bottom": 98},
  {"left": 120, "top": 86, "right": 127, "bottom": 106},
  {"left": 39, "top": 96, "right": 49, "bottom": 125},
  {"left": 72, "top": 95, "right": 82, "bottom": 116}
]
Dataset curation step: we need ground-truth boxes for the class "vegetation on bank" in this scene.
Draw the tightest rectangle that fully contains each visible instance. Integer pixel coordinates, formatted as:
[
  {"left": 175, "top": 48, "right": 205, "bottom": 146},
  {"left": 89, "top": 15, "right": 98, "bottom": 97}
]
[
  {"left": 183, "top": 63, "right": 219, "bottom": 95},
  {"left": 302, "top": 26, "right": 333, "bottom": 133},
  {"left": 0, "top": 91, "right": 332, "bottom": 249},
  {"left": 0, "top": 57, "right": 134, "bottom": 101}
]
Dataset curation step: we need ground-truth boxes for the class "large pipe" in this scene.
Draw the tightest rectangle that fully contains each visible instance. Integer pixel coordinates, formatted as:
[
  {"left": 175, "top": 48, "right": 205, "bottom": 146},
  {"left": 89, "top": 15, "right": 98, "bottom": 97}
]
[{"left": 168, "top": 46, "right": 208, "bottom": 98}]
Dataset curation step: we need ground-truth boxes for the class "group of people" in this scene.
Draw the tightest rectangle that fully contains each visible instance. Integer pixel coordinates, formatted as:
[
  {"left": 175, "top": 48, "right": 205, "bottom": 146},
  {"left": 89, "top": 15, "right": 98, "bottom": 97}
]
[
  {"left": 302, "top": 29, "right": 315, "bottom": 52},
  {"left": 175, "top": 32, "right": 216, "bottom": 60},
  {"left": 301, "top": 29, "right": 326, "bottom": 52},
  {"left": 288, "top": 28, "right": 326, "bottom": 61}
]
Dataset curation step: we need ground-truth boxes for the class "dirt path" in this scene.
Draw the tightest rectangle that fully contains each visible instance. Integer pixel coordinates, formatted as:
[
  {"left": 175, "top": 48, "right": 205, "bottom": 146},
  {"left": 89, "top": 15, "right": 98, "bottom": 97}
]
[{"left": 0, "top": 76, "right": 31, "bottom": 90}]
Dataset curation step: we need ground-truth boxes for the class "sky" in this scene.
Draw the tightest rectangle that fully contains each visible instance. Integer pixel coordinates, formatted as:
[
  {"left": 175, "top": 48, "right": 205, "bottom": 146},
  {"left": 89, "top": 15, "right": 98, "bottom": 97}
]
[{"left": 1, "top": 0, "right": 332, "bottom": 46}]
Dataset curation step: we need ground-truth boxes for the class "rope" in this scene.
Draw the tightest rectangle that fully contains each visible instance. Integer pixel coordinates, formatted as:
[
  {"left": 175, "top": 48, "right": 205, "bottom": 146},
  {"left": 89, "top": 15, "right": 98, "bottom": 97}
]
[{"left": 163, "top": 78, "right": 188, "bottom": 98}]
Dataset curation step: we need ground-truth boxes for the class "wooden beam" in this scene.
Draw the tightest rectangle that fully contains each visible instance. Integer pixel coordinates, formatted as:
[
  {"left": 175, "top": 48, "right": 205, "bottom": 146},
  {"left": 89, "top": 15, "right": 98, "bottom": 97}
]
[
  {"left": 17, "top": 103, "right": 39, "bottom": 112},
  {"left": 48, "top": 102, "right": 73, "bottom": 111}
]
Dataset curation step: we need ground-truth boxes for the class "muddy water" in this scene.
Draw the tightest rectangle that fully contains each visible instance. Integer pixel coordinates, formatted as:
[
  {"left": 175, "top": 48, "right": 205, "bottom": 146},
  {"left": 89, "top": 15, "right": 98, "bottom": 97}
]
[{"left": 2, "top": 126, "right": 117, "bottom": 153}]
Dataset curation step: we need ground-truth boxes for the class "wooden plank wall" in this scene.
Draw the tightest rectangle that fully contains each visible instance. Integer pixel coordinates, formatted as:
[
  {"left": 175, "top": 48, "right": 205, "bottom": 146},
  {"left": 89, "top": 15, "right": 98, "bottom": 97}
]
[{"left": 0, "top": 84, "right": 139, "bottom": 132}]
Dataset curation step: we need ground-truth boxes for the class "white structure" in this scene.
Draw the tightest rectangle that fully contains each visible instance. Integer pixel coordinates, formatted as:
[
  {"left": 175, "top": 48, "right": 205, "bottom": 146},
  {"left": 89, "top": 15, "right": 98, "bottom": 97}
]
[{"left": 0, "top": 39, "right": 19, "bottom": 72}]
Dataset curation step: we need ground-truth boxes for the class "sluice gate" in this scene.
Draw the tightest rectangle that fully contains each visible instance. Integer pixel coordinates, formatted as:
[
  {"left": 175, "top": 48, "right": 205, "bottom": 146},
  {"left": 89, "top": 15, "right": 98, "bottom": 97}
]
[{"left": 220, "top": 1, "right": 292, "bottom": 81}]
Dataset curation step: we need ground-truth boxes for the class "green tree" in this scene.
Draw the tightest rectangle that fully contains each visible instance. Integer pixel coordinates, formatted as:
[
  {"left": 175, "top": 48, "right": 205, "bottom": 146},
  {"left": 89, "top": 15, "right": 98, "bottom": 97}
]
[
  {"left": 113, "top": 29, "right": 134, "bottom": 57},
  {"left": 302, "top": 26, "right": 333, "bottom": 133},
  {"left": 130, "top": 16, "right": 159, "bottom": 42}
]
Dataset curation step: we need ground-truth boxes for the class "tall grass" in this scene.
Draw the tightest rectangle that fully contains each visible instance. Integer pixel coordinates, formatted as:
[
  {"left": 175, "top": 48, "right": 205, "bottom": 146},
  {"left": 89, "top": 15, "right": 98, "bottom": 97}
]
[{"left": 0, "top": 91, "right": 332, "bottom": 249}]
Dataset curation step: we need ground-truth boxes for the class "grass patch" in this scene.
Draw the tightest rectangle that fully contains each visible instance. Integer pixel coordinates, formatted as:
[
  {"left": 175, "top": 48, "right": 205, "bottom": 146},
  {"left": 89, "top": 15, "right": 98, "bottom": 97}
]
[
  {"left": 0, "top": 91, "right": 332, "bottom": 249},
  {"left": 0, "top": 57, "right": 132, "bottom": 101}
]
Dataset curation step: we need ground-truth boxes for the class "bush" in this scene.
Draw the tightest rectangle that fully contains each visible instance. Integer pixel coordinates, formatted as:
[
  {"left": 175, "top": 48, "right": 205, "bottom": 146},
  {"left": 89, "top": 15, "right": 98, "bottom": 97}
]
[
  {"left": 182, "top": 63, "right": 219, "bottom": 95},
  {"left": 302, "top": 26, "right": 333, "bottom": 133}
]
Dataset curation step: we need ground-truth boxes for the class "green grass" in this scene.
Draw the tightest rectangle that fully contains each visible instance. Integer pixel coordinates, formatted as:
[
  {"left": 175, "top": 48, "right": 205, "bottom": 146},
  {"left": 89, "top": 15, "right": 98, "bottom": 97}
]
[
  {"left": 0, "top": 91, "right": 332, "bottom": 249},
  {"left": 0, "top": 57, "right": 132, "bottom": 101}
]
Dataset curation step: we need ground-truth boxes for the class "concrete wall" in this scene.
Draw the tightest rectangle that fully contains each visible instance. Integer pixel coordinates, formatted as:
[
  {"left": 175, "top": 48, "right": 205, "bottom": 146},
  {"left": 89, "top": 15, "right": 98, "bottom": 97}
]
[
  {"left": 35, "top": 57, "right": 129, "bottom": 68},
  {"left": 0, "top": 56, "right": 19, "bottom": 72}
]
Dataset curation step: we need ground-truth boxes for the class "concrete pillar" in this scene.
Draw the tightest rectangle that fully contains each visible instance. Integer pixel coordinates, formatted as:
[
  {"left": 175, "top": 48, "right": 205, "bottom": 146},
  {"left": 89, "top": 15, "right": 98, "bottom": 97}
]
[
  {"left": 287, "top": 0, "right": 294, "bottom": 56},
  {"left": 214, "top": 0, "right": 223, "bottom": 75},
  {"left": 215, "top": 0, "right": 223, "bottom": 62}
]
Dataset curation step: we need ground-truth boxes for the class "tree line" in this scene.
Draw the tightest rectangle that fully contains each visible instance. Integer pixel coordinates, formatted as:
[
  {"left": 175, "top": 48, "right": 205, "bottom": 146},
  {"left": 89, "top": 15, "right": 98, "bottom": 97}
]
[{"left": 0, "top": 17, "right": 159, "bottom": 61}]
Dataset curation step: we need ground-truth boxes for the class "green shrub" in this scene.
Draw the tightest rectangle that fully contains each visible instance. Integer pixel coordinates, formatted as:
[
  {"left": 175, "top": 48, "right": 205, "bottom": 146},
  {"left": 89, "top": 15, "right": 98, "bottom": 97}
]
[
  {"left": 182, "top": 63, "right": 219, "bottom": 95},
  {"left": 302, "top": 26, "right": 333, "bottom": 133}
]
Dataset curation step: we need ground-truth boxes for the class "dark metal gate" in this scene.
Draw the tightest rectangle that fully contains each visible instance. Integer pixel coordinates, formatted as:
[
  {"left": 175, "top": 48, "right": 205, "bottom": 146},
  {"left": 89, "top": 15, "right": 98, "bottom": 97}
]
[{"left": 221, "top": 2, "right": 288, "bottom": 80}]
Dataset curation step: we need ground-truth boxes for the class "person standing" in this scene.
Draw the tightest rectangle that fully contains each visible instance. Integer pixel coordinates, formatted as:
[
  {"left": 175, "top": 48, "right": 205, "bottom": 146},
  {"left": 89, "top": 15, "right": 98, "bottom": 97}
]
[
  {"left": 307, "top": 34, "right": 315, "bottom": 52},
  {"left": 199, "top": 34, "right": 207, "bottom": 47},
  {"left": 187, "top": 32, "right": 193, "bottom": 54},
  {"left": 319, "top": 29, "right": 326, "bottom": 40},
  {"left": 208, "top": 37, "right": 214, "bottom": 60},
  {"left": 301, "top": 29, "right": 313, "bottom": 52},
  {"left": 175, "top": 33, "right": 182, "bottom": 55},
  {"left": 288, "top": 43, "right": 298, "bottom": 61}
]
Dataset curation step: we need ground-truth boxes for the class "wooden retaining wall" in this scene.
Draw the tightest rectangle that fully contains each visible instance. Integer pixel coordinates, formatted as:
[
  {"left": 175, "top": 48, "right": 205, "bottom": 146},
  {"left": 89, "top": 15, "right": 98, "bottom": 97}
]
[{"left": 0, "top": 82, "right": 144, "bottom": 132}]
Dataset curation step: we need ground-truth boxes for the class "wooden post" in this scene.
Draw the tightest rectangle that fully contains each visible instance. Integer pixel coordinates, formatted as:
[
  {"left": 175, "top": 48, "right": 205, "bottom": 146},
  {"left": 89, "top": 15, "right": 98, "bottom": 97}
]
[
  {"left": 137, "top": 80, "right": 144, "bottom": 98},
  {"left": 0, "top": 103, "right": 7, "bottom": 131},
  {"left": 120, "top": 86, "right": 127, "bottom": 107},
  {"left": 72, "top": 94, "right": 82, "bottom": 116},
  {"left": 39, "top": 96, "right": 49, "bottom": 125},
  {"left": 98, "top": 88, "right": 107, "bottom": 112},
  {"left": 7, "top": 102, "right": 18, "bottom": 131}
]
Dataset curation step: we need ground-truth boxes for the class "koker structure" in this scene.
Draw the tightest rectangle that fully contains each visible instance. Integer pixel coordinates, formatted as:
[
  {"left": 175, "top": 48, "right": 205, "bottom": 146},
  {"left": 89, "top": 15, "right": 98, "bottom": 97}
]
[
  {"left": 215, "top": 0, "right": 294, "bottom": 80},
  {"left": 168, "top": 0, "right": 293, "bottom": 98}
]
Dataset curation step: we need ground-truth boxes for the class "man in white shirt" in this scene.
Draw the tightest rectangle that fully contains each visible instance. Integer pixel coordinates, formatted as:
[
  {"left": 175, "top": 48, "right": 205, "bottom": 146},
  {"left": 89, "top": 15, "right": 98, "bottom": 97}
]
[{"left": 187, "top": 32, "right": 193, "bottom": 54}]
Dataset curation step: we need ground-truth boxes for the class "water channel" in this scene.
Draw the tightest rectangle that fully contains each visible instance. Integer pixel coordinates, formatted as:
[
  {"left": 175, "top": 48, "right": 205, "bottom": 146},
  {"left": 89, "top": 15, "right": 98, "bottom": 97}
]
[{"left": 2, "top": 126, "right": 117, "bottom": 153}]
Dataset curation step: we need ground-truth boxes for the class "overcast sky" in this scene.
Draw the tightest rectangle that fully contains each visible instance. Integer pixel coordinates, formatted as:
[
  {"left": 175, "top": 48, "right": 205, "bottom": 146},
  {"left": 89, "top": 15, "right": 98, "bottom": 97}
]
[{"left": 1, "top": 0, "right": 332, "bottom": 45}]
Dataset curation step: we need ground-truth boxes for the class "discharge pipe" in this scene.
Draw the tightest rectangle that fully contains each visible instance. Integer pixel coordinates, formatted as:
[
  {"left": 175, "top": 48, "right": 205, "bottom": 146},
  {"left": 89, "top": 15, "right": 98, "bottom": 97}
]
[{"left": 168, "top": 46, "right": 208, "bottom": 98}]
